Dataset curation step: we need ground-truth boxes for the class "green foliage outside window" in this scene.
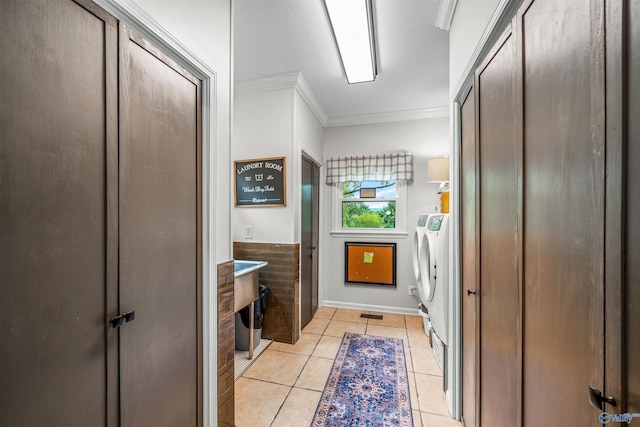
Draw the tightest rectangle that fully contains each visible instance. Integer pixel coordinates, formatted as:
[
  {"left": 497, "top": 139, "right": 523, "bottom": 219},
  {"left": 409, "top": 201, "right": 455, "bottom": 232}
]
[{"left": 342, "top": 181, "right": 396, "bottom": 229}]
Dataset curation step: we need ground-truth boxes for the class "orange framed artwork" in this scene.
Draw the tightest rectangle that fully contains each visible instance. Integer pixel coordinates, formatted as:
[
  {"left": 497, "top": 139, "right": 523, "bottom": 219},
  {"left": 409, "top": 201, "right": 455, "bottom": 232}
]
[{"left": 344, "top": 242, "right": 396, "bottom": 287}]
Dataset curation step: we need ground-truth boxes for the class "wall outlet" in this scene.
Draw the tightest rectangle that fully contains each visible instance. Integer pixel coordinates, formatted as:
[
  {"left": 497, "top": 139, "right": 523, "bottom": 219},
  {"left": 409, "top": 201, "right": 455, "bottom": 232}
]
[
  {"left": 244, "top": 225, "right": 253, "bottom": 239},
  {"left": 408, "top": 286, "right": 417, "bottom": 296}
]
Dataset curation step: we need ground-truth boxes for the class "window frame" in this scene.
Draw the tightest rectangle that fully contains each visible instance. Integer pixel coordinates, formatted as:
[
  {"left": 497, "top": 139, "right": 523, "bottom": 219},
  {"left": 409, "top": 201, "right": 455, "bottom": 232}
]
[{"left": 330, "top": 180, "right": 407, "bottom": 237}]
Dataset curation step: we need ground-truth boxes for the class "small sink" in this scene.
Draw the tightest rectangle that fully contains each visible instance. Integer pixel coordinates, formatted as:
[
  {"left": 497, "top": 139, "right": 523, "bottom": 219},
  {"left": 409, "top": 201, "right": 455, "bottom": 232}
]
[
  {"left": 234, "top": 260, "right": 268, "bottom": 276},
  {"left": 234, "top": 260, "right": 268, "bottom": 313}
]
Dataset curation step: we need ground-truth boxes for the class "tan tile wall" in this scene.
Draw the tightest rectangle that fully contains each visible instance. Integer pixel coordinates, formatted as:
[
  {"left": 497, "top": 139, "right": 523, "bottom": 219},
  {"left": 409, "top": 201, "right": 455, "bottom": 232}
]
[
  {"left": 233, "top": 242, "right": 300, "bottom": 344},
  {"left": 217, "top": 260, "right": 235, "bottom": 427}
]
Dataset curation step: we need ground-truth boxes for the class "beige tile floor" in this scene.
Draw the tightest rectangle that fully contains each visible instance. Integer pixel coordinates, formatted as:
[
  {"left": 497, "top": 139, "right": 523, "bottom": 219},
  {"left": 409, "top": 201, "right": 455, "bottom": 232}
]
[{"left": 235, "top": 307, "right": 462, "bottom": 427}]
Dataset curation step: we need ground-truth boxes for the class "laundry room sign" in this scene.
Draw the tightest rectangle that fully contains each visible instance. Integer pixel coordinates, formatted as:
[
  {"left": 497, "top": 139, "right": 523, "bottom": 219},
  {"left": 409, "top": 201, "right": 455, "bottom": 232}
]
[{"left": 234, "top": 157, "right": 286, "bottom": 207}]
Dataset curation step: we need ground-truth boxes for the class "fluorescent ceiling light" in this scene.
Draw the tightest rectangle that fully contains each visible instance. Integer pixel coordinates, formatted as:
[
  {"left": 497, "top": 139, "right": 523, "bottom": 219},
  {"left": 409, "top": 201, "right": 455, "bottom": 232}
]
[{"left": 323, "top": 0, "right": 377, "bottom": 84}]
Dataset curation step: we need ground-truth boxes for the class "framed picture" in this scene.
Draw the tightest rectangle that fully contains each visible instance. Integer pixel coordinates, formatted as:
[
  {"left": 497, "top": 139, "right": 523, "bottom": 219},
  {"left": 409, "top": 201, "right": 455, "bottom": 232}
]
[
  {"left": 234, "top": 156, "right": 286, "bottom": 207},
  {"left": 360, "top": 188, "right": 376, "bottom": 198},
  {"left": 344, "top": 242, "right": 396, "bottom": 287}
]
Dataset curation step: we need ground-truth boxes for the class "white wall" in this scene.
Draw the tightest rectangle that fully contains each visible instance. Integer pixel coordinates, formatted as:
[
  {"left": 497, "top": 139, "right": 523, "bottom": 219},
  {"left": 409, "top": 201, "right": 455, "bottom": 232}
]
[
  {"left": 232, "top": 88, "right": 325, "bottom": 245},
  {"left": 449, "top": 0, "right": 501, "bottom": 96},
  {"left": 322, "top": 118, "right": 449, "bottom": 313},
  {"left": 294, "top": 91, "right": 324, "bottom": 164},
  {"left": 232, "top": 89, "right": 297, "bottom": 243}
]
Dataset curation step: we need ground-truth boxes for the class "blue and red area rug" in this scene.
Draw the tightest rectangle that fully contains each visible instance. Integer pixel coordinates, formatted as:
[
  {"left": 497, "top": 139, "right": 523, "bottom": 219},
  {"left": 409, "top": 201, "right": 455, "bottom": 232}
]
[{"left": 312, "top": 333, "right": 413, "bottom": 426}]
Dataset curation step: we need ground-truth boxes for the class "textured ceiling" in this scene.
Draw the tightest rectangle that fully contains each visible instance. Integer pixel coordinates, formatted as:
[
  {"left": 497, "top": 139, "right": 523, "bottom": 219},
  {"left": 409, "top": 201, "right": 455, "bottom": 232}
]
[{"left": 233, "top": 0, "right": 450, "bottom": 126}]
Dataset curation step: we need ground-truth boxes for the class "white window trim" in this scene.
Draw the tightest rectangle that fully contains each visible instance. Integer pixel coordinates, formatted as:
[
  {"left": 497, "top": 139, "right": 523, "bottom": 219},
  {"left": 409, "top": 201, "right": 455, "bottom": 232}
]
[{"left": 330, "top": 180, "right": 408, "bottom": 237}]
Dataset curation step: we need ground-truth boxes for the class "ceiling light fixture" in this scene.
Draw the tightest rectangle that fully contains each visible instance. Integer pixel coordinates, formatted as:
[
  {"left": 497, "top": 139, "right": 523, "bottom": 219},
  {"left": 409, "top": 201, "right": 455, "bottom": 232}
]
[{"left": 323, "top": 0, "right": 377, "bottom": 84}]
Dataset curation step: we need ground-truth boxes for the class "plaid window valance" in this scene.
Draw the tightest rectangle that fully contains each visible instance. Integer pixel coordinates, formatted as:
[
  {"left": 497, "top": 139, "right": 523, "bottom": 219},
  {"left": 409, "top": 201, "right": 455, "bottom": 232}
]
[{"left": 325, "top": 153, "right": 413, "bottom": 184}]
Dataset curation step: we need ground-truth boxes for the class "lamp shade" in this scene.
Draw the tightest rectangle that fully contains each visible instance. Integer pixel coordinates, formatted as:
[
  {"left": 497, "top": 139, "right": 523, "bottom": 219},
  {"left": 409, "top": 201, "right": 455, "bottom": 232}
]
[{"left": 427, "top": 157, "right": 450, "bottom": 182}]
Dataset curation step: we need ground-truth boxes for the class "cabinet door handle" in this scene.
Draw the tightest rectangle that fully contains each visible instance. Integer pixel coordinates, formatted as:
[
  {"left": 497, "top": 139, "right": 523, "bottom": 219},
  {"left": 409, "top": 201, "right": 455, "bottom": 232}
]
[
  {"left": 467, "top": 289, "right": 477, "bottom": 296},
  {"left": 110, "top": 315, "right": 124, "bottom": 328},
  {"left": 110, "top": 311, "right": 136, "bottom": 328},
  {"left": 589, "top": 386, "right": 616, "bottom": 410}
]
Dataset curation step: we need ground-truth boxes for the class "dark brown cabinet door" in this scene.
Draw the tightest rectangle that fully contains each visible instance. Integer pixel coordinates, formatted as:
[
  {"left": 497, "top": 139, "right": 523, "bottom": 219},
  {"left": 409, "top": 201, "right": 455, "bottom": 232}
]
[
  {"left": 119, "top": 26, "right": 202, "bottom": 427},
  {"left": 0, "top": 1, "right": 118, "bottom": 426},
  {"left": 477, "top": 27, "right": 521, "bottom": 427},
  {"left": 0, "top": 3, "right": 201, "bottom": 426},
  {"left": 626, "top": 0, "right": 640, "bottom": 414},
  {"left": 521, "top": 0, "right": 605, "bottom": 425},
  {"left": 465, "top": 0, "right": 622, "bottom": 424},
  {"left": 460, "top": 86, "right": 478, "bottom": 427},
  {"left": 301, "top": 156, "right": 320, "bottom": 328}
]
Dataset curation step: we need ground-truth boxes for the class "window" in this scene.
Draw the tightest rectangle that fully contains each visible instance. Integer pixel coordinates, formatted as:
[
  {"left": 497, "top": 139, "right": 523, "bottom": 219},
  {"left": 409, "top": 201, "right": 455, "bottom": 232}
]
[
  {"left": 332, "top": 180, "right": 407, "bottom": 235},
  {"left": 326, "top": 153, "right": 412, "bottom": 236},
  {"left": 342, "top": 181, "right": 396, "bottom": 228}
]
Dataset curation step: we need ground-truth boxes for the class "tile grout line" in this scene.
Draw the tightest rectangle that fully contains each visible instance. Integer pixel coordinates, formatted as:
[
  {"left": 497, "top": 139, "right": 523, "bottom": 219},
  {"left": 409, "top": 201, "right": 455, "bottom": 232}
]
[
  {"left": 268, "top": 311, "right": 335, "bottom": 426},
  {"left": 267, "top": 384, "right": 295, "bottom": 426},
  {"left": 266, "top": 346, "right": 316, "bottom": 426}
]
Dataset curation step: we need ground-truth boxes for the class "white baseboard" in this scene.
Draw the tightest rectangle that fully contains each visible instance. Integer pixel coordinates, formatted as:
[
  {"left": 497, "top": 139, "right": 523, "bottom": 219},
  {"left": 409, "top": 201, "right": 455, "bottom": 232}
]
[{"left": 321, "top": 300, "right": 421, "bottom": 317}]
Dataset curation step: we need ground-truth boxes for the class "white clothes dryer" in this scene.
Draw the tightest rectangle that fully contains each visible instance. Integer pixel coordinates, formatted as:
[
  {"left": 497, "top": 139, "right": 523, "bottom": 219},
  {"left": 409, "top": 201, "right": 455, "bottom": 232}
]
[
  {"left": 420, "top": 214, "right": 450, "bottom": 346},
  {"left": 416, "top": 227, "right": 436, "bottom": 307},
  {"left": 412, "top": 214, "right": 430, "bottom": 286}
]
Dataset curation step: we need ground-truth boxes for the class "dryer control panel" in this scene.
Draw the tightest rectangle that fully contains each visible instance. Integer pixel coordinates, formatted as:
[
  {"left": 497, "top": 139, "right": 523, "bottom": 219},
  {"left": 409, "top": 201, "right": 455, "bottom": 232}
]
[
  {"left": 428, "top": 215, "right": 444, "bottom": 231},
  {"left": 418, "top": 214, "right": 430, "bottom": 227}
]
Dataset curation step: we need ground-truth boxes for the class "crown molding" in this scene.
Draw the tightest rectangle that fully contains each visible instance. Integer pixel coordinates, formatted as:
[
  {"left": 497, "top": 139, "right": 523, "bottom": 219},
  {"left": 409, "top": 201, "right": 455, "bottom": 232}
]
[
  {"left": 324, "top": 106, "right": 449, "bottom": 127},
  {"left": 235, "top": 72, "right": 328, "bottom": 125},
  {"left": 435, "top": 0, "right": 459, "bottom": 31},
  {"left": 234, "top": 72, "right": 300, "bottom": 93},
  {"left": 235, "top": 73, "right": 448, "bottom": 128}
]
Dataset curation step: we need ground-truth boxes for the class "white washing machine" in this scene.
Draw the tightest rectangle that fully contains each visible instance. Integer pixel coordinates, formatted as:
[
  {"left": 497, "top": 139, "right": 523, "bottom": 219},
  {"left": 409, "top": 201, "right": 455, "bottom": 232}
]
[
  {"left": 415, "top": 214, "right": 450, "bottom": 377},
  {"left": 416, "top": 220, "right": 436, "bottom": 309},
  {"left": 421, "top": 213, "right": 449, "bottom": 346},
  {"left": 419, "top": 214, "right": 451, "bottom": 377},
  {"left": 414, "top": 214, "right": 436, "bottom": 335},
  {"left": 412, "top": 214, "right": 430, "bottom": 286}
]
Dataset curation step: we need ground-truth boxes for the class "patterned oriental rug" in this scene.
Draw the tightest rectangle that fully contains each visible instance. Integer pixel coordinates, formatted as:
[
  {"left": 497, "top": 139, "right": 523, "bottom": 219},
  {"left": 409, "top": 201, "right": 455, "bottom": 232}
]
[{"left": 312, "top": 333, "right": 413, "bottom": 427}]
